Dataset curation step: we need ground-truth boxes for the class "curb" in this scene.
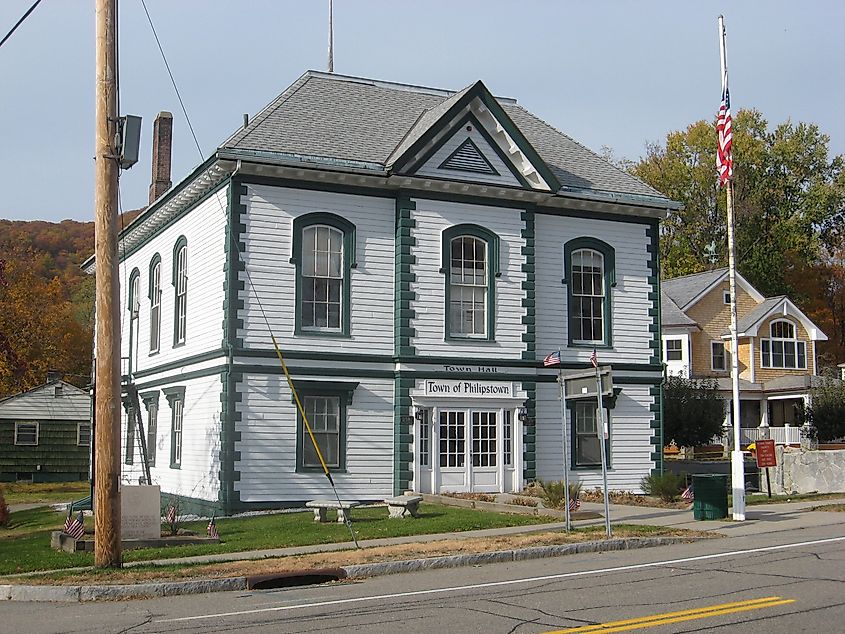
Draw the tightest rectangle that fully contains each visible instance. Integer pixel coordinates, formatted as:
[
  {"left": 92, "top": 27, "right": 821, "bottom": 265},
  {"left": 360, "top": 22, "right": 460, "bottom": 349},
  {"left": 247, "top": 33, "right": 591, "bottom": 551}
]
[
  {"left": 343, "top": 537, "right": 694, "bottom": 578},
  {"left": 0, "top": 536, "right": 700, "bottom": 602}
]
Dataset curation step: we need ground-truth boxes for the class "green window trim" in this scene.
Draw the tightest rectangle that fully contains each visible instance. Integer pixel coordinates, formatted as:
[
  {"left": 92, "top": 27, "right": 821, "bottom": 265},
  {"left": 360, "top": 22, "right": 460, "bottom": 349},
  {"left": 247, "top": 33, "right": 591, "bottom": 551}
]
[
  {"left": 163, "top": 386, "right": 186, "bottom": 469},
  {"left": 565, "top": 393, "right": 618, "bottom": 470},
  {"left": 441, "top": 223, "right": 500, "bottom": 341},
  {"left": 563, "top": 237, "right": 616, "bottom": 348},
  {"left": 292, "top": 380, "right": 358, "bottom": 473},
  {"left": 127, "top": 268, "right": 141, "bottom": 313},
  {"left": 121, "top": 399, "right": 136, "bottom": 465},
  {"left": 141, "top": 390, "right": 160, "bottom": 468},
  {"left": 290, "top": 212, "right": 356, "bottom": 337},
  {"left": 148, "top": 253, "right": 162, "bottom": 355},
  {"left": 172, "top": 236, "right": 188, "bottom": 348}
]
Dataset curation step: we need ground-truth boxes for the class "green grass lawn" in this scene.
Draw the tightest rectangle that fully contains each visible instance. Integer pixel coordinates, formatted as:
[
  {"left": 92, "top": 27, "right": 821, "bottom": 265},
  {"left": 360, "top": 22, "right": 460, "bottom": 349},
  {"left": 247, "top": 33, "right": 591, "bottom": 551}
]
[
  {"left": 1, "top": 481, "right": 90, "bottom": 505},
  {"left": 0, "top": 503, "right": 555, "bottom": 575}
]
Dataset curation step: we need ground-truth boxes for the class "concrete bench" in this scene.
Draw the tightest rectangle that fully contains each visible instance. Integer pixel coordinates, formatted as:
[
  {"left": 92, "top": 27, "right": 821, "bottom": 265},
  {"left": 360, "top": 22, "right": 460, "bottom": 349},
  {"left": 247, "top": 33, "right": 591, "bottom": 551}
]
[
  {"left": 384, "top": 495, "right": 423, "bottom": 518},
  {"left": 305, "top": 500, "right": 361, "bottom": 523}
]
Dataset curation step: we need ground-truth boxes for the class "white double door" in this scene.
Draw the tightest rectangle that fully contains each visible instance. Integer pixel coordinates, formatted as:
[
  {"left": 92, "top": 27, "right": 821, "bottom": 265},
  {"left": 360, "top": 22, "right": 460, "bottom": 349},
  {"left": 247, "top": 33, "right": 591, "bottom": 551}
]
[{"left": 420, "top": 405, "right": 517, "bottom": 494}]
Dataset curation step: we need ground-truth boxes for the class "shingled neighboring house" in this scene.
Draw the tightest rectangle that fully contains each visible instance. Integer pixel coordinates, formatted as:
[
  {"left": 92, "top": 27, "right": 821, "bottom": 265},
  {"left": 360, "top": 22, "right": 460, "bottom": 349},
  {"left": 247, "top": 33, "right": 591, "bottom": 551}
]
[
  {"left": 84, "top": 71, "right": 679, "bottom": 515},
  {"left": 0, "top": 380, "right": 91, "bottom": 482},
  {"left": 661, "top": 268, "right": 827, "bottom": 446}
]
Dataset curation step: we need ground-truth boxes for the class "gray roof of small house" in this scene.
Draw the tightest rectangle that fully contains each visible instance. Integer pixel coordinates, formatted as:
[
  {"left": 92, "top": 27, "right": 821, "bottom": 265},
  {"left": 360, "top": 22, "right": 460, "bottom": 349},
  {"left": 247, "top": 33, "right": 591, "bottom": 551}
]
[
  {"left": 221, "top": 71, "right": 670, "bottom": 201},
  {"left": 735, "top": 296, "right": 786, "bottom": 334},
  {"left": 0, "top": 381, "right": 90, "bottom": 421},
  {"left": 661, "top": 291, "right": 697, "bottom": 327},
  {"left": 661, "top": 268, "right": 728, "bottom": 309}
]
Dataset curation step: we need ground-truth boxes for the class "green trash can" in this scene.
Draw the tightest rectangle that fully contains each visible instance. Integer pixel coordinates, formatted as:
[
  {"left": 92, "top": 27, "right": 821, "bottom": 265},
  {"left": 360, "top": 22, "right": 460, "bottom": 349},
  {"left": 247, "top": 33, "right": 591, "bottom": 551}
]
[{"left": 692, "top": 474, "right": 728, "bottom": 520}]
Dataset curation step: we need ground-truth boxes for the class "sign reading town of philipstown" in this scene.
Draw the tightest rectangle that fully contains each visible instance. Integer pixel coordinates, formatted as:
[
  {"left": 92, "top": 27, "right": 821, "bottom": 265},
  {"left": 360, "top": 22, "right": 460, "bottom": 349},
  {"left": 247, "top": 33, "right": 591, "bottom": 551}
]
[{"left": 425, "top": 379, "right": 513, "bottom": 398}]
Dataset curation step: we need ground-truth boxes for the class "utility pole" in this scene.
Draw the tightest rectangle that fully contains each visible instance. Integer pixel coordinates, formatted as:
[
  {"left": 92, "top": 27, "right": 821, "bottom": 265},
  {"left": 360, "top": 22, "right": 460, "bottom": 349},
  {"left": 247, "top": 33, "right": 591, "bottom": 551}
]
[{"left": 93, "top": 0, "right": 122, "bottom": 567}]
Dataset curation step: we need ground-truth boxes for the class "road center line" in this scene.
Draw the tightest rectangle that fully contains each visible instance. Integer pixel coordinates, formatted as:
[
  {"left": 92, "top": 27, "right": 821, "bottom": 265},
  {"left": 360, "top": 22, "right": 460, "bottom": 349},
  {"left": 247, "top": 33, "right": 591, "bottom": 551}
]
[
  {"left": 157, "top": 535, "right": 844, "bottom": 623},
  {"left": 545, "top": 596, "right": 796, "bottom": 633}
]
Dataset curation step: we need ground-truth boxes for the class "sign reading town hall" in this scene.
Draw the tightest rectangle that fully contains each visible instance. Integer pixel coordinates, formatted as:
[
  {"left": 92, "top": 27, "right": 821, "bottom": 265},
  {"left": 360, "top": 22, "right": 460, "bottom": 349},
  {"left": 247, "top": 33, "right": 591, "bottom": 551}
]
[{"left": 424, "top": 379, "right": 513, "bottom": 398}]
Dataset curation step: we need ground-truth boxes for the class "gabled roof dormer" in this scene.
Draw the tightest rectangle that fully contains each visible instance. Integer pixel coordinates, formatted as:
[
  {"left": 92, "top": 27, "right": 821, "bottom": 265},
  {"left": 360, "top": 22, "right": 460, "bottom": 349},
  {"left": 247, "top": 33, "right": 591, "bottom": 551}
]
[{"left": 387, "top": 80, "right": 560, "bottom": 192}]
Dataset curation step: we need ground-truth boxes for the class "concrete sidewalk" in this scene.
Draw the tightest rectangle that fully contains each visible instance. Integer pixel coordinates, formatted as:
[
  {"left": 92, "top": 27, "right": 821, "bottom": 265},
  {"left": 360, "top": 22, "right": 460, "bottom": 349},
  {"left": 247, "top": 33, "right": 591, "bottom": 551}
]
[{"left": 2, "top": 496, "right": 843, "bottom": 602}]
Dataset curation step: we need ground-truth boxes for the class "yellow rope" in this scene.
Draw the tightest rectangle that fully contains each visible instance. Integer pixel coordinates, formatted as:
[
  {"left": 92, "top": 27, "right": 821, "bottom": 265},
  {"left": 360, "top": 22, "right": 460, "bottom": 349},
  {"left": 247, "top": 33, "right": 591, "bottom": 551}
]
[{"left": 270, "top": 334, "right": 332, "bottom": 480}]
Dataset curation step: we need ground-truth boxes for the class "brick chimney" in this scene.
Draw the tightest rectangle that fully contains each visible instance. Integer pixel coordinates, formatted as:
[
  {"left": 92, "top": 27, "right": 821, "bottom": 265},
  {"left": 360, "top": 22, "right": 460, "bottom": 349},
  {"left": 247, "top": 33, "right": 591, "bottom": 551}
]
[{"left": 149, "top": 111, "right": 173, "bottom": 204}]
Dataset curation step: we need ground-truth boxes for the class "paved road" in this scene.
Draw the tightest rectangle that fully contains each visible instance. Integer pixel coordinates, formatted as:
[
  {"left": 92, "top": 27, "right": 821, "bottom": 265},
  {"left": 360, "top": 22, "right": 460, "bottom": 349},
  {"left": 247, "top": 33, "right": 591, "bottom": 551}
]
[{"left": 6, "top": 514, "right": 844, "bottom": 633}]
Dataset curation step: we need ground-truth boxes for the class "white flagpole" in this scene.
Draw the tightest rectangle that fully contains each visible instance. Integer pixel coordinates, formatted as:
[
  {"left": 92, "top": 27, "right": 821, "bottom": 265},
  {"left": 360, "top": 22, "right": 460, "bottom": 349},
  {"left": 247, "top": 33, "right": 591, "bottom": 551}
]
[
  {"left": 557, "top": 354, "right": 571, "bottom": 531},
  {"left": 719, "top": 14, "right": 745, "bottom": 521},
  {"left": 327, "top": 0, "right": 334, "bottom": 73},
  {"left": 595, "top": 362, "right": 611, "bottom": 538}
]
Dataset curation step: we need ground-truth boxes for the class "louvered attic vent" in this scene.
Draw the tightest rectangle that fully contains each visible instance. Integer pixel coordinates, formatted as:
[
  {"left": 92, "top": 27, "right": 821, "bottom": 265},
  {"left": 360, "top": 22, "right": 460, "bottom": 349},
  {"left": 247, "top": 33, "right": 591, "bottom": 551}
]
[{"left": 439, "top": 139, "right": 499, "bottom": 175}]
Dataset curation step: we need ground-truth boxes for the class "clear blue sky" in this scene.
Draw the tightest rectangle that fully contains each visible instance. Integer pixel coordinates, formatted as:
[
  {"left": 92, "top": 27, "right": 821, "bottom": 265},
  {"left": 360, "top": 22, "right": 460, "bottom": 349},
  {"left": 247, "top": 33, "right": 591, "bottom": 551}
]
[{"left": 1, "top": 0, "right": 843, "bottom": 222}]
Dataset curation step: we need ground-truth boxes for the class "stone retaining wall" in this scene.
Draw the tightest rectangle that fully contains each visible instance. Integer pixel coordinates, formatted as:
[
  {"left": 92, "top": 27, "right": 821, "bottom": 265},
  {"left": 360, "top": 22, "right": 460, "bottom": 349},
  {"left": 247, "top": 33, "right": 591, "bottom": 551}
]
[{"left": 773, "top": 447, "right": 845, "bottom": 495}]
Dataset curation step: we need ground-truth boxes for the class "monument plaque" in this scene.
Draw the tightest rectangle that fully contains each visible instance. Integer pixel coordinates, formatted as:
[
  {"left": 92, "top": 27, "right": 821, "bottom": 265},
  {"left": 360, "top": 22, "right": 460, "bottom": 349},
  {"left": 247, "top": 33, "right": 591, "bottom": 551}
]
[{"left": 121, "top": 485, "right": 161, "bottom": 539}]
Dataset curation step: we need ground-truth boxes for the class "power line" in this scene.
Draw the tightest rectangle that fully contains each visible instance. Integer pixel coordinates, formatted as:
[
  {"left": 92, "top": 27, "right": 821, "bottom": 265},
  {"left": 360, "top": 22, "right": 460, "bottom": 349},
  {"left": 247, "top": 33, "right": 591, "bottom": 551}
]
[
  {"left": 137, "top": 0, "right": 359, "bottom": 545},
  {"left": 138, "top": 0, "right": 203, "bottom": 159},
  {"left": 0, "top": 0, "right": 43, "bottom": 51}
]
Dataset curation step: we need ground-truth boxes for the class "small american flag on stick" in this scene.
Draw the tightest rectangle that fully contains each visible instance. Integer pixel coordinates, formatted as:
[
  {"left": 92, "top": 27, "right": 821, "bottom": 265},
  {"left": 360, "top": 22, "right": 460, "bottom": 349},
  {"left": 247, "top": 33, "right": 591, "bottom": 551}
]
[
  {"left": 543, "top": 350, "right": 561, "bottom": 367},
  {"left": 63, "top": 511, "right": 85, "bottom": 540},
  {"left": 207, "top": 515, "right": 219, "bottom": 539},
  {"left": 568, "top": 497, "right": 581, "bottom": 512},
  {"left": 681, "top": 485, "right": 694, "bottom": 502}
]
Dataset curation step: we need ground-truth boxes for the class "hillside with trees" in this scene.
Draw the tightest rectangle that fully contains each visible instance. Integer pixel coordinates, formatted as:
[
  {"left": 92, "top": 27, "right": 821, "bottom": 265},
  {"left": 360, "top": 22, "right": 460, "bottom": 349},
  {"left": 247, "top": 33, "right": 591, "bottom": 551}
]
[{"left": 0, "top": 213, "right": 139, "bottom": 398}]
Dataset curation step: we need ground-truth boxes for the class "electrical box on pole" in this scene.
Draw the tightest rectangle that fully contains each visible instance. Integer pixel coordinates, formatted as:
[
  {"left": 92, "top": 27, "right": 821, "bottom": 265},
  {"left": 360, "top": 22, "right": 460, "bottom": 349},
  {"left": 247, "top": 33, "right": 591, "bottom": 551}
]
[{"left": 118, "top": 115, "right": 142, "bottom": 169}]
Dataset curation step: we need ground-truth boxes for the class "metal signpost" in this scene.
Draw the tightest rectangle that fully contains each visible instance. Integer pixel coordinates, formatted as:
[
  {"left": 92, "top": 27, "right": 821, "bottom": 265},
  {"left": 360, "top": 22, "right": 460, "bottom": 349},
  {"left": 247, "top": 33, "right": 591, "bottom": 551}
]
[
  {"left": 560, "top": 366, "right": 614, "bottom": 539},
  {"left": 755, "top": 439, "right": 777, "bottom": 499}
]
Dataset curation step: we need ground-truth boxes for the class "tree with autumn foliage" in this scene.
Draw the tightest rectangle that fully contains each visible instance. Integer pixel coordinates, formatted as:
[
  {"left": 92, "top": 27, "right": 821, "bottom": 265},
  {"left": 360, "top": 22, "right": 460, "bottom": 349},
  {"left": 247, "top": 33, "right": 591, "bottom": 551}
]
[
  {"left": 0, "top": 251, "right": 92, "bottom": 397},
  {"left": 630, "top": 109, "right": 845, "bottom": 364}
]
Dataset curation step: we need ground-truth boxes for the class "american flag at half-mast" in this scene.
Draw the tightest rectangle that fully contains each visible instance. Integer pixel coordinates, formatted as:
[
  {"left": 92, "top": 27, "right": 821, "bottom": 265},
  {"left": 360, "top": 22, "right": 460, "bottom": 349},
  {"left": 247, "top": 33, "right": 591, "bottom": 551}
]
[
  {"left": 207, "top": 515, "right": 219, "bottom": 539},
  {"left": 63, "top": 511, "right": 85, "bottom": 540},
  {"left": 716, "top": 74, "right": 733, "bottom": 185}
]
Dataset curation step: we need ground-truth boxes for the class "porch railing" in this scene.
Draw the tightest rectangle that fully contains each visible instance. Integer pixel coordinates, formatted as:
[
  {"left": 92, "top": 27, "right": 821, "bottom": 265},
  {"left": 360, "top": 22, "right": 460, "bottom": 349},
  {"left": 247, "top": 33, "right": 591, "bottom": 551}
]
[{"left": 738, "top": 426, "right": 802, "bottom": 446}]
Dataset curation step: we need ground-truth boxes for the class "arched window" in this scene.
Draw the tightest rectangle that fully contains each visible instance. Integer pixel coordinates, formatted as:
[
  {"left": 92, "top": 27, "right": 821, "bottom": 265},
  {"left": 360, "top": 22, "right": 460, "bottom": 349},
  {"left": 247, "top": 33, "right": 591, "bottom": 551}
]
[
  {"left": 128, "top": 269, "right": 141, "bottom": 317},
  {"left": 291, "top": 213, "right": 356, "bottom": 336},
  {"left": 127, "top": 268, "right": 141, "bottom": 373},
  {"left": 172, "top": 237, "right": 188, "bottom": 346},
  {"left": 761, "top": 320, "right": 806, "bottom": 369},
  {"left": 564, "top": 238, "right": 616, "bottom": 347},
  {"left": 442, "top": 224, "right": 500, "bottom": 340},
  {"left": 148, "top": 254, "right": 162, "bottom": 353}
]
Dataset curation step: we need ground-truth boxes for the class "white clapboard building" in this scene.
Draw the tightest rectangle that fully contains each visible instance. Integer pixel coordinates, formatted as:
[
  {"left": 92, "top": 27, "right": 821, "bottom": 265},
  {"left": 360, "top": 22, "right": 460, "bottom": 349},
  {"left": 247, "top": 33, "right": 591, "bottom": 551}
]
[{"left": 85, "top": 72, "right": 678, "bottom": 515}]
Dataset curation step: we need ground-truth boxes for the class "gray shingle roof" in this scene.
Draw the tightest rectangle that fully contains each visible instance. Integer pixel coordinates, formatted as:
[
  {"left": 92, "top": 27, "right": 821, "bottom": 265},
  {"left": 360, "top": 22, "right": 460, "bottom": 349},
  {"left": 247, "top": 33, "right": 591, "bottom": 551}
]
[
  {"left": 662, "top": 268, "right": 728, "bottom": 309},
  {"left": 736, "top": 297, "right": 786, "bottom": 334},
  {"left": 0, "top": 381, "right": 90, "bottom": 421},
  {"left": 661, "top": 291, "right": 697, "bottom": 327},
  {"left": 220, "top": 71, "right": 671, "bottom": 201}
]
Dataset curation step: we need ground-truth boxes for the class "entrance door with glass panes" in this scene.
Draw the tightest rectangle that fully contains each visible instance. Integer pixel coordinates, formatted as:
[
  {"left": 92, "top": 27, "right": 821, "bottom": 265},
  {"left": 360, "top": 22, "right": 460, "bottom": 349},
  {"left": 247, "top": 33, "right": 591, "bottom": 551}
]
[{"left": 436, "top": 409, "right": 501, "bottom": 493}]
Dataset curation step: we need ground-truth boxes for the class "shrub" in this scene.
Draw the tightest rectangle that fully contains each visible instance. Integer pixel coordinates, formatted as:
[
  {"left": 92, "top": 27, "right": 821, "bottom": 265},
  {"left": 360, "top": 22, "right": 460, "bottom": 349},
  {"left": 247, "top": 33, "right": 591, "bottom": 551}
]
[
  {"left": 641, "top": 472, "right": 686, "bottom": 503},
  {"left": 663, "top": 375, "right": 725, "bottom": 448},
  {"left": 539, "top": 480, "right": 583, "bottom": 509},
  {"left": 800, "top": 371, "right": 845, "bottom": 442},
  {"left": 0, "top": 487, "right": 9, "bottom": 527}
]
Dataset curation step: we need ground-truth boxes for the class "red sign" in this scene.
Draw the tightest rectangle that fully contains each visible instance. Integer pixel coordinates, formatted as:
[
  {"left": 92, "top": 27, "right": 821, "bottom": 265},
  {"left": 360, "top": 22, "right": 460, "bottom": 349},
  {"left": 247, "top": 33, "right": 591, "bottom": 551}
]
[{"left": 755, "top": 439, "right": 777, "bottom": 468}]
